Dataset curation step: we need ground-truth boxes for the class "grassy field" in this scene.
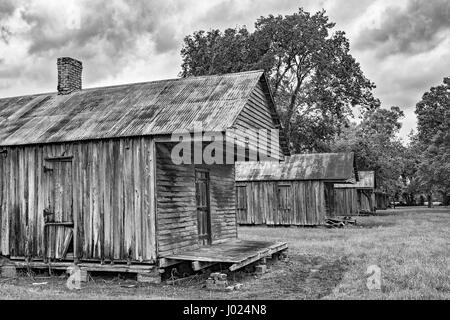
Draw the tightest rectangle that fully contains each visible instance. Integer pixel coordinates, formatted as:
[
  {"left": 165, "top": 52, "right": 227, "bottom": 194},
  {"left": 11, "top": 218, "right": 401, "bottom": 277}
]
[{"left": 0, "top": 206, "right": 449, "bottom": 300}]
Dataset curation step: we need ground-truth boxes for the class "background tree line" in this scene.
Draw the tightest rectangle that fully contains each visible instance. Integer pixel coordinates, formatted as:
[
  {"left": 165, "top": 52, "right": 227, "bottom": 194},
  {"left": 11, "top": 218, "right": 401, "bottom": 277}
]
[{"left": 180, "top": 8, "right": 450, "bottom": 205}]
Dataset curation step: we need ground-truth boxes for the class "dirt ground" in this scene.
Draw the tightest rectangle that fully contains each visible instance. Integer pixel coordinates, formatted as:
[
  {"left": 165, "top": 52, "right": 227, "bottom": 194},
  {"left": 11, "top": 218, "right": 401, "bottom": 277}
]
[{"left": 0, "top": 206, "right": 449, "bottom": 300}]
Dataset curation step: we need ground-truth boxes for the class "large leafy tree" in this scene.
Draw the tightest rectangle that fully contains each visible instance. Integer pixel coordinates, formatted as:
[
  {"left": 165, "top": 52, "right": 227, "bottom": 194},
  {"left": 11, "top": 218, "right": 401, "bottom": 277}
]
[
  {"left": 331, "top": 107, "right": 405, "bottom": 196},
  {"left": 415, "top": 77, "right": 450, "bottom": 205},
  {"left": 180, "top": 8, "right": 379, "bottom": 152},
  {"left": 397, "top": 133, "right": 424, "bottom": 205}
]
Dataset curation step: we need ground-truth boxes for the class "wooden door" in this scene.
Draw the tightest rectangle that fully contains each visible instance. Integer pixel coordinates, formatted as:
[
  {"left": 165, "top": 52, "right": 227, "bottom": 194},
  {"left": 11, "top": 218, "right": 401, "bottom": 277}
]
[
  {"left": 277, "top": 185, "right": 292, "bottom": 225},
  {"left": 324, "top": 183, "right": 335, "bottom": 217},
  {"left": 43, "top": 156, "right": 74, "bottom": 260},
  {"left": 195, "top": 170, "right": 211, "bottom": 246},
  {"left": 236, "top": 185, "right": 248, "bottom": 224}
]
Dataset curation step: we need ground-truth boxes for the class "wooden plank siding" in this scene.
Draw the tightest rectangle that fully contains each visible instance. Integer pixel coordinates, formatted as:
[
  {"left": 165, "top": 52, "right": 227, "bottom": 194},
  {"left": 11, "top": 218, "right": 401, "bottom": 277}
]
[
  {"left": 359, "top": 191, "right": 374, "bottom": 212},
  {"left": 155, "top": 143, "right": 237, "bottom": 257},
  {"left": 236, "top": 180, "right": 326, "bottom": 226},
  {"left": 324, "top": 183, "right": 336, "bottom": 217},
  {"left": 0, "top": 138, "right": 157, "bottom": 262},
  {"left": 232, "top": 82, "right": 284, "bottom": 160},
  {"left": 334, "top": 188, "right": 359, "bottom": 216},
  {"left": 334, "top": 188, "right": 377, "bottom": 216}
]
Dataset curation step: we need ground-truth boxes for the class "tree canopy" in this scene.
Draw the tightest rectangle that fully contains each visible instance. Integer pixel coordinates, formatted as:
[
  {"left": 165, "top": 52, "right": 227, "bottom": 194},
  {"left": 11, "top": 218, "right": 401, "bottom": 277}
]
[
  {"left": 180, "top": 8, "right": 379, "bottom": 153},
  {"left": 414, "top": 77, "right": 450, "bottom": 203},
  {"left": 330, "top": 107, "right": 405, "bottom": 195}
]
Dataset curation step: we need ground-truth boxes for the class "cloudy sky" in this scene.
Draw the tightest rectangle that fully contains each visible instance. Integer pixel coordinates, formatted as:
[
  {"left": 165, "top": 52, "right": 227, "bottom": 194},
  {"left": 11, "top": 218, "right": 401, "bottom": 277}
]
[{"left": 1, "top": 0, "right": 449, "bottom": 140}]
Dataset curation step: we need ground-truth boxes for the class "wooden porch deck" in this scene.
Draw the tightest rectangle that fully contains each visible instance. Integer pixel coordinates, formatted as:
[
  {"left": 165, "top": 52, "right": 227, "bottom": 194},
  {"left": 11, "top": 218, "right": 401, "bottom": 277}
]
[{"left": 161, "top": 239, "right": 288, "bottom": 272}]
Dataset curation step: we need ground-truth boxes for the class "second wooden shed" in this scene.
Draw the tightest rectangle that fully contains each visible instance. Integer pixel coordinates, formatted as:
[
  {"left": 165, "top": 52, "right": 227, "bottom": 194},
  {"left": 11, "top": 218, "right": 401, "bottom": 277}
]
[
  {"left": 334, "top": 171, "right": 376, "bottom": 216},
  {"left": 235, "top": 153, "right": 358, "bottom": 226}
]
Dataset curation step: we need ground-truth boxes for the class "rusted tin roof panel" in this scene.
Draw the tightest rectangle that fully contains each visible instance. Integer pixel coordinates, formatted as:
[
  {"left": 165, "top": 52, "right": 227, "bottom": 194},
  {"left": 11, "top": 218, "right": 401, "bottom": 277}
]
[
  {"left": 236, "top": 153, "right": 357, "bottom": 182},
  {"left": 335, "top": 171, "right": 375, "bottom": 189},
  {"left": 0, "top": 70, "right": 264, "bottom": 146}
]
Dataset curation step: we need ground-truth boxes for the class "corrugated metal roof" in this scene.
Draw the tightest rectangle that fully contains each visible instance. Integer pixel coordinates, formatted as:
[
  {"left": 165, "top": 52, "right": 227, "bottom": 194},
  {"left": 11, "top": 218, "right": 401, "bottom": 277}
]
[
  {"left": 0, "top": 70, "right": 266, "bottom": 146},
  {"left": 335, "top": 171, "right": 375, "bottom": 189},
  {"left": 235, "top": 153, "right": 357, "bottom": 182}
]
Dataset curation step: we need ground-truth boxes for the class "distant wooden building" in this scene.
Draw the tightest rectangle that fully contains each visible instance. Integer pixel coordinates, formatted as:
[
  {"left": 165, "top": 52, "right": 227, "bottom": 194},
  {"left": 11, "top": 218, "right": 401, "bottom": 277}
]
[
  {"left": 0, "top": 58, "right": 289, "bottom": 274},
  {"left": 235, "top": 153, "right": 358, "bottom": 226},
  {"left": 334, "top": 171, "right": 376, "bottom": 216}
]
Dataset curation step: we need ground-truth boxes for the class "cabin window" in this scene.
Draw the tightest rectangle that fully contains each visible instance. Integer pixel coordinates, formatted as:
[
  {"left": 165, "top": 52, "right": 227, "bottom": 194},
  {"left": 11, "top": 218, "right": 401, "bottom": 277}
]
[
  {"left": 236, "top": 186, "right": 247, "bottom": 209},
  {"left": 277, "top": 185, "right": 292, "bottom": 210}
]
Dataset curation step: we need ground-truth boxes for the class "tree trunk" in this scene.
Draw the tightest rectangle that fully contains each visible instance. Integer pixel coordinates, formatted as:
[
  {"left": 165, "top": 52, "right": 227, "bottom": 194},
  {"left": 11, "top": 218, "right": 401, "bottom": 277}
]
[
  {"left": 406, "top": 194, "right": 414, "bottom": 206},
  {"left": 410, "top": 193, "right": 416, "bottom": 206},
  {"left": 427, "top": 194, "right": 433, "bottom": 208},
  {"left": 284, "top": 75, "right": 304, "bottom": 148},
  {"left": 442, "top": 192, "right": 450, "bottom": 206}
]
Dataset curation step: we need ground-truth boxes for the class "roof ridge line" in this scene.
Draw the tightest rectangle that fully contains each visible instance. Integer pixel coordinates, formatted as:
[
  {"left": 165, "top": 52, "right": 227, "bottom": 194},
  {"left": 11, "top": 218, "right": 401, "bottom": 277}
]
[{"left": 0, "top": 70, "right": 265, "bottom": 101}]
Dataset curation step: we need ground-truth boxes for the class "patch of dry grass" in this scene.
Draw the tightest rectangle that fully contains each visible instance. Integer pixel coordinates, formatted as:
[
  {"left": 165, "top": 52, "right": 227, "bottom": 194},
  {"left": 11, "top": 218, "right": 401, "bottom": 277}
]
[
  {"left": 0, "top": 207, "right": 449, "bottom": 299},
  {"left": 239, "top": 207, "right": 450, "bottom": 299}
]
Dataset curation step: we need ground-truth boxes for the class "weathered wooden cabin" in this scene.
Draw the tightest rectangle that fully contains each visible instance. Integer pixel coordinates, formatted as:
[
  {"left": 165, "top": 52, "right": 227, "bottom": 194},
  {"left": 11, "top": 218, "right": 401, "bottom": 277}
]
[
  {"left": 235, "top": 153, "right": 358, "bottom": 226},
  {"left": 334, "top": 171, "right": 376, "bottom": 216},
  {"left": 0, "top": 57, "right": 289, "bottom": 275}
]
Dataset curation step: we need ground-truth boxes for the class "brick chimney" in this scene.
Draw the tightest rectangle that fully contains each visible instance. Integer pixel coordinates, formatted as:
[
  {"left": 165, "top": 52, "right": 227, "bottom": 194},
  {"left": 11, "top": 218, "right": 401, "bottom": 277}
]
[{"left": 57, "top": 57, "right": 82, "bottom": 95}]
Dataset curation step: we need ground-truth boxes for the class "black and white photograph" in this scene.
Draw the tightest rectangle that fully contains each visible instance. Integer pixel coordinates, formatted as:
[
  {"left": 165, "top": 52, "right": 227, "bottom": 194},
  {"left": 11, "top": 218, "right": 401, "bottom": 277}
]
[{"left": 0, "top": 0, "right": 449, "bottom": 307}]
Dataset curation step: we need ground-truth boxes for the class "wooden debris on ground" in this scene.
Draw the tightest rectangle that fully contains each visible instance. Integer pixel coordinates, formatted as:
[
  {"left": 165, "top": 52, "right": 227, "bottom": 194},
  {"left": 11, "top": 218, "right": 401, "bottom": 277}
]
[
  {"left": 206, "top": 272, "right": 229, "bottom": 290},
  {"left": 166, "top": 274, "right": 202, "bottom": 286},
  {"left": 205, "top": 272, "right": 243, "bottom": 291},
  {"left": 325, "top": 217, "right": 357, "bottom": 228},
  {"left": 359, "top": 210, "right": 375, "bottom": 216},
  {"left": 254, "top": 264, "right": 267, "bottom": 275}
]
